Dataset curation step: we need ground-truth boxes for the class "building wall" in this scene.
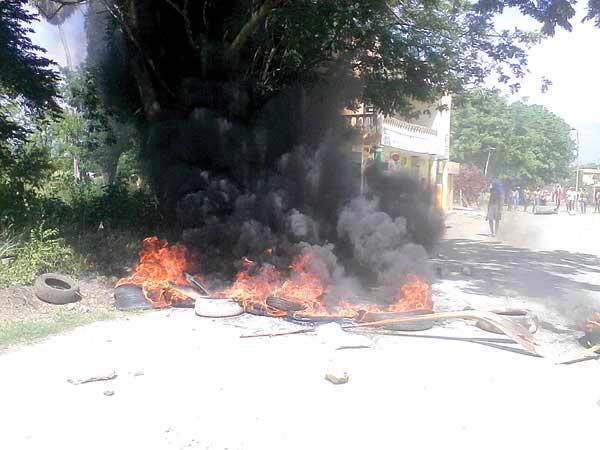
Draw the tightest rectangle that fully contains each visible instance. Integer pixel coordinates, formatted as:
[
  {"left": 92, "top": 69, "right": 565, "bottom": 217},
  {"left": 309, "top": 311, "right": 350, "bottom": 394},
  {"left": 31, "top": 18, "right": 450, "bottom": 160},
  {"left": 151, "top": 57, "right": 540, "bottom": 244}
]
[{"left": 342, "top": 96, "right": 458, "bottom": 210}]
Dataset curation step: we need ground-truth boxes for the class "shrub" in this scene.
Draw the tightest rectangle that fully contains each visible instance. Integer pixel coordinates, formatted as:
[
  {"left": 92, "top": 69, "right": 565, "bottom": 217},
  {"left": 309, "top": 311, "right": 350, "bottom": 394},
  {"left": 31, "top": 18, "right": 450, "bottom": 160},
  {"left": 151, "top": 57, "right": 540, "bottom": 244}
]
[{"left": 0, "top": 225, "right": 83, "bottom": 287}]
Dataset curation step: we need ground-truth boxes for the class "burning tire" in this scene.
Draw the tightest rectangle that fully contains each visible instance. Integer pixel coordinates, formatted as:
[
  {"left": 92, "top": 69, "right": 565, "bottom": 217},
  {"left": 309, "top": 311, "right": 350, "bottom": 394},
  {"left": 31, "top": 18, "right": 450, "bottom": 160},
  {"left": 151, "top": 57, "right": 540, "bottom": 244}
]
[
  {"left": 34, "top": 273, "right": 80, "bottom": 305},
  {"left": 476, "top": 309, "right": 538, "bottom": 334},
  {"left": 194, "top": 297, "right": 244, "bottom": 318},
  {"left": 114, "top": 284, "right": 152, "bottom": 311},
  {"left": 360, "top": 309, "right": 434, "bottom": 331},
  {"left": 266, "top": 296, "right": 307, "bottom": 312}
]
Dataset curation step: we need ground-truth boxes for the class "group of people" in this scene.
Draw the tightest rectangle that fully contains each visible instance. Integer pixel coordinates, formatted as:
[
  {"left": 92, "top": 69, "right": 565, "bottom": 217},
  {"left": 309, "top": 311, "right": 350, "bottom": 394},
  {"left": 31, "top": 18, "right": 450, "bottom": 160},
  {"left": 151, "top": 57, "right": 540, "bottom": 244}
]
[
  {"left": 486, "top": 179, "right": 600, "bottom": 237},
  {"left": 504, "top": 184, "right": 600, "bottom": 214}
]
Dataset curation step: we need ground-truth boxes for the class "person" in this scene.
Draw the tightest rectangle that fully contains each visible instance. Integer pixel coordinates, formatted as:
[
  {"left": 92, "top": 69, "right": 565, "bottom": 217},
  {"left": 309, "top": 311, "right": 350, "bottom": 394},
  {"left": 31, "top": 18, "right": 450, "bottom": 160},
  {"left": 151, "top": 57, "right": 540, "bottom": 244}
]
[
  {"left": 532, "top": 187, "right": 542, "bottom": 213},
  {"left": 554, "top": 184, "right": 562, "bottom": 211},
  {"left": 595, "top": 190, "right": 600, "bottom": 213},
  {"left": 487, "top": 179, "right": 504, "bottom": 237},
  {"left": 513, "top": 187, "right": 520, "bottom": 210},
  {"left": 580, "top": 190, "right": 588, "bottom": 214},
  {"left": 523, "top": 188, "right": 531, "bottom": 212},
  {"left": 566, "top": 187, "right": 576, "bottom": 214}
]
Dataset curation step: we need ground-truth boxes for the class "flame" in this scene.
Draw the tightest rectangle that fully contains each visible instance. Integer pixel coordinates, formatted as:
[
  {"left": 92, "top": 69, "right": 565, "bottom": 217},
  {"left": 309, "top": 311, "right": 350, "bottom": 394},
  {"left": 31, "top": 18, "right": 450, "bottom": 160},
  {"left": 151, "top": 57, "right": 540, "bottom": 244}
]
[
  {"left": 221, "top": 263, "right": 284, "bottom": 315},
  {"left": 117, "top": 237, "right": 199, "bottom": 308},
  {"left": 120, "top": 237, "right": 433, "bottom": 316},
  {"left": 388, "top": 274, "right": 433, "bottom": 312},
  {"left": 273, "top": 252, "right": 328, "bottom": 316},
  {"left": 586, "top": 312, "right": 600, "bottom": 330}
]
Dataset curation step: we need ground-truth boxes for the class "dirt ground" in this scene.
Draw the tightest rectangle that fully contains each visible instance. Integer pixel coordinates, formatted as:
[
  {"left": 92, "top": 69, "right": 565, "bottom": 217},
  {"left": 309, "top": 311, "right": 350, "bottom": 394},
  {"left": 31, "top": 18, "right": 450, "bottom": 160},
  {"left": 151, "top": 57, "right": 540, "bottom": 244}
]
[
  {"left": 1, "top": 208, "right": 600, "bottom": 449},
  {"left": 0, "top": 277, "right": 119, "bottom": 349},
  {"left": 0, "top": 277, "right": 118, "bottom": 323}
]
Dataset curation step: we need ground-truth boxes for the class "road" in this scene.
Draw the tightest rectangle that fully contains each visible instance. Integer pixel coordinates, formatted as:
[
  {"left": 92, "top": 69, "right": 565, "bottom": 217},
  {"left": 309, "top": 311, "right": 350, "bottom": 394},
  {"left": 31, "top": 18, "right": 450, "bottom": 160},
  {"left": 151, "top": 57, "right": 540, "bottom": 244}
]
[
  {"left": 438, "top": 209, "right": 600, "bottom": 330},
  {"left": 1, "top": 208, "right": 600, "bottom": 450}
]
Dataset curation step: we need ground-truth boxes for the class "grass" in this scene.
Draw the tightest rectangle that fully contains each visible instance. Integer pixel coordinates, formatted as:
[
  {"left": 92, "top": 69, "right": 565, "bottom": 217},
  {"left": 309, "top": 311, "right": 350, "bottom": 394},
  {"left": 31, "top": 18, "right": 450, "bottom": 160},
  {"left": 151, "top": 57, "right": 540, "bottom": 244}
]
[{"left": 0, "top": 310, "right": 118, "bottom": 351}]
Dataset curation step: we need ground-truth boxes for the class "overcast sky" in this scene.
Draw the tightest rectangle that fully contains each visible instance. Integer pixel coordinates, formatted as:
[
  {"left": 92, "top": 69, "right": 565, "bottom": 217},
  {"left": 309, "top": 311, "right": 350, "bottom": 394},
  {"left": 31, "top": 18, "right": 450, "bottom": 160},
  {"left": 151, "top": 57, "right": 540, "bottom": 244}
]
[{"left": 29, "top": 5, "right": 599, "bottom": 163}]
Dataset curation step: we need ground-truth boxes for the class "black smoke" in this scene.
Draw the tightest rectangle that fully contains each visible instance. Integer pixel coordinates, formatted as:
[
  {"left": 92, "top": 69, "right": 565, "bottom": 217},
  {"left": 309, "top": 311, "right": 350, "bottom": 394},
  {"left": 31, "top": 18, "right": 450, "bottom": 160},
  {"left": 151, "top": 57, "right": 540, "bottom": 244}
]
[{"left": 135, "top": 66, "right": 442, "bottom": 304}]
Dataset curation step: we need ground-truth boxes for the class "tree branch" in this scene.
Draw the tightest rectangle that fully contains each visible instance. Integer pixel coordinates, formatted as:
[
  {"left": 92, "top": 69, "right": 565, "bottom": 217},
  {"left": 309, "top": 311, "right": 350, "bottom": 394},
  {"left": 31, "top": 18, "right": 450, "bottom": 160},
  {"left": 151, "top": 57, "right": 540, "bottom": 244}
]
[
  {"left": 48, "top": 0, "right": 88, "bottom": 5},
  {"left": 97, "top": 0, "right": 175, "bottom": 117},
  {"left": 226, "top": 0, "right": 281, "bottom": 60},
  {"left": 163, "top": 0, "right": 202, "bottom": 50}
]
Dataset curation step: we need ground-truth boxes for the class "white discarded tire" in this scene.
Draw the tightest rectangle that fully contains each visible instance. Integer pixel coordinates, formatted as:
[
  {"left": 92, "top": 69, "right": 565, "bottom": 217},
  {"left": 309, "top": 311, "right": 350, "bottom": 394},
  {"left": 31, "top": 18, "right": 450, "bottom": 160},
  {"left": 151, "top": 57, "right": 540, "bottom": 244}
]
[{"left": 194, "top": 297, "right": 244, "bottom": 318}]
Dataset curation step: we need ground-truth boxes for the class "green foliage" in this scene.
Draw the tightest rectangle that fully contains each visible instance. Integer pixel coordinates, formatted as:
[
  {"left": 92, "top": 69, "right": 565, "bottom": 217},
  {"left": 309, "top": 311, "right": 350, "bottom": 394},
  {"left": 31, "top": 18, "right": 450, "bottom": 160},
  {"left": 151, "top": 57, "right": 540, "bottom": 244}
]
[
  {"left": 67, "top": 181, "right": 160, "bottom": 232},
  {"left": 0, "top": 0, "right": 59, "bottom": 144},
  {"left": 451, "top": 89, "right": 575, "bottom": 186},
  {"left": 61, "top": 67, "right": 140, "bottom": 183},
  {"left": 0, "top": 224, "right": 83, "bottom": 287},
  {"left": 0, "top": 227, "right": 20, "bottom": 260}
]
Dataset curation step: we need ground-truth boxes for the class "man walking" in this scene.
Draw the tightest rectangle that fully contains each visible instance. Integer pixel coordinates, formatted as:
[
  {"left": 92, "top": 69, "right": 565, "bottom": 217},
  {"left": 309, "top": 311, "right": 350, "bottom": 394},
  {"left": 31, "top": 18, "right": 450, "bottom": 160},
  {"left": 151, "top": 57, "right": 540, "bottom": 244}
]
[{"left": 487, "top": 179, "right": 504, "bottom": 237}]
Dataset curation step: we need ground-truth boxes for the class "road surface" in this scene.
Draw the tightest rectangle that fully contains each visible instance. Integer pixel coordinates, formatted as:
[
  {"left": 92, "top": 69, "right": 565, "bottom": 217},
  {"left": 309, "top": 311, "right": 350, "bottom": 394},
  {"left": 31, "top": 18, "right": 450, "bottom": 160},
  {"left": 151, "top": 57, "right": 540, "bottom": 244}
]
[{"left": 1, "top": 208, "right": 600, "bottom": 450}]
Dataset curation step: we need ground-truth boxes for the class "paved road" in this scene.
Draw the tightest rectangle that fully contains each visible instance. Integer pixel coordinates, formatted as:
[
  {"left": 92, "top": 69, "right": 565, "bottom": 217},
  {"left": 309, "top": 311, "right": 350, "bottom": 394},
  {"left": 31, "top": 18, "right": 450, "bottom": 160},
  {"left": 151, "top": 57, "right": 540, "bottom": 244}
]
[
  {"left": 438, "top": 209, "right": 600, "bottom": 328},
  {"left": 1, "top": 209, "right": 600, "bottom": 450}
]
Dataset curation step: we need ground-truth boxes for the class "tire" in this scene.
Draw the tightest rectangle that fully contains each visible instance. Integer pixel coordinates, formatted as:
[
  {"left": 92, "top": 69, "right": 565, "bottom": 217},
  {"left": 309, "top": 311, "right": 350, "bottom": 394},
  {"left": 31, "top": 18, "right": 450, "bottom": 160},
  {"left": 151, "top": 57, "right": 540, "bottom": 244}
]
[
  {"left": 194, "top": 297, "right": 244, "bottom": 318},
  {"left": 266, "top": 296, "right": 307, "bottom": 312},
  {"left": 114, "top": 284, "right": 152, "bottom": 311},
  {"left": 34, "top": 273, "right": 80, "bottom": 305}
]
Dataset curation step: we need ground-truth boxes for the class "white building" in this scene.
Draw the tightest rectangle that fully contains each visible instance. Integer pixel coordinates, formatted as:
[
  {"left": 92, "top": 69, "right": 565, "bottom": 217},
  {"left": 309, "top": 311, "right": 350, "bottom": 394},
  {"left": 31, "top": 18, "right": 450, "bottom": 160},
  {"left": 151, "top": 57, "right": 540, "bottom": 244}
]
[{"left": 344, "top": 96, "right": 459, "bottom": 210}]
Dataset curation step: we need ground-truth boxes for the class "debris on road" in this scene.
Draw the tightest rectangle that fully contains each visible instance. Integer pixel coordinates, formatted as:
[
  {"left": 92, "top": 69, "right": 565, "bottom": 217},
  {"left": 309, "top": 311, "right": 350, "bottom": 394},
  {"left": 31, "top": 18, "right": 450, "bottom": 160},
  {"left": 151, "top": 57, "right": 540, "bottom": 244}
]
[
  {"left": 67, "top": 370, "right": 117, "bottom": 385},
  {"left": 345, "top": 309, "right": 537, "bottom": 354},
  {"left": 325, "top": 372, "right": 349, "bottom": 385},
  {"left": 558, "top": 344, "right": 600, "bottom": 365},
  {"left": 475, "top": 309, "right": 538, "bottom": 334},
  {"left": 103, "top": 390, "right": 115, "bottom": 396}
]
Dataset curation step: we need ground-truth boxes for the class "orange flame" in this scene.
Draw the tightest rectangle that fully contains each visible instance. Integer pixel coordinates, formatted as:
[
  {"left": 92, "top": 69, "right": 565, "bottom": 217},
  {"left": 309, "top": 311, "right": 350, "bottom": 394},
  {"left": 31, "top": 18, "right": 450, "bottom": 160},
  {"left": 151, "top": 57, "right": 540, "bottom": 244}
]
[
  {"left": 586, "top": 312, "right": 600, "bottom": 330},
  {"left": 117, "top": 237, "right": 199, "bottom": 308},
  {"left": 388, "top": 274, "right": 433, "bottom": 312},
  {"left": 119, "top": 237, "right": 433, "bottom": 315}
]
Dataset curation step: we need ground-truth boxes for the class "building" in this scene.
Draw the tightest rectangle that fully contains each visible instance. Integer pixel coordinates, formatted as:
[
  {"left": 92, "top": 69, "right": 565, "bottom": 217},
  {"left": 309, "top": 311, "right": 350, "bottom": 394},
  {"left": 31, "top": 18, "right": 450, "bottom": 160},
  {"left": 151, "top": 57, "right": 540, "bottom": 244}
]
[
  {"left": 578, "top": 168, "right": 600, "bottom": 198},
  {"left": 343, "top": 96, "right": 460, "bottom": 211}
]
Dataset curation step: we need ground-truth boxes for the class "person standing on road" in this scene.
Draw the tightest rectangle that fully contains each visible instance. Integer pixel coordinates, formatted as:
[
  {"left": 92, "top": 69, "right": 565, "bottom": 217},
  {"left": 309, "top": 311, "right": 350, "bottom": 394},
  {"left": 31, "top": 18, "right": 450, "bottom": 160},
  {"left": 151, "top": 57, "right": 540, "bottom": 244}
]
[
  {"left": 523, "top": 188, "right": 531, "bottom": 212},
  {"left": 533, "top": 187, "right": 541, "bottom": 213},
  {"left": 595, "top": 190, "right": 600, "bottom": 213},
  {"left": 554, "top": 184, "right": 562, "bottom": 211},
  {"left": 513, "top": 187, "right": 520, "bottom": 211},
  {"left": 487, "top": 179, "right": 504, "bottom": 237},
  {"left": 566, "top": 187, "right": 576, "bottom": 213},
  {"left": 580, "top": 190, "right": 588, "bottom": 214}
]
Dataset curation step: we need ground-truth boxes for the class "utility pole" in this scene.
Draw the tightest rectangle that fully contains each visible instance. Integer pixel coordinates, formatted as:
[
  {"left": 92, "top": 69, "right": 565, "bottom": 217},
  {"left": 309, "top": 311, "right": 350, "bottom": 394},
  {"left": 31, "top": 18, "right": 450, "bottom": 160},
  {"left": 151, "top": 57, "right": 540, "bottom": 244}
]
[
  {"left": 572, "top": 128, "right": 580, "bottom": 191},
  {"left": 484, "top": 146, "right": 496, "bottom": 176}
]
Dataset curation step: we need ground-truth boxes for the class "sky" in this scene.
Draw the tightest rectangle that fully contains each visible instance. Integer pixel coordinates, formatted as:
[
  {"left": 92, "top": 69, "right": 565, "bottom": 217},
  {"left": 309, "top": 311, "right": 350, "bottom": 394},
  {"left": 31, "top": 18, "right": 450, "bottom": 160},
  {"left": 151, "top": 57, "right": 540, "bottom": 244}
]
[
  {"left": 493, "top": 5, "right": 600, "bottom": 163},
  {"left": 29, "top": 4, "right": 600, "bottom": 163}
]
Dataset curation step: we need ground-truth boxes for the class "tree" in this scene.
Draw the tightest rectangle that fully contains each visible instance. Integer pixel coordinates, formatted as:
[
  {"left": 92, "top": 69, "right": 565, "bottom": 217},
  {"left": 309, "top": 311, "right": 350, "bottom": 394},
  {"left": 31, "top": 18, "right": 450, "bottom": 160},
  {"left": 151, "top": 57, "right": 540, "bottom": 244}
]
[
  {"left": 451, "top": 89, "right": 575, "bottom": 186},
  {"left": 0, "top": 1, "right": 60, "bottom": 225},
  {"left": 60, "top": 67, "right": 140, "bottom": 183},
  {"left": 454, "top": 164, "right": 487, "bottom": 207},
  {"left": 0, "top": 0, "right": 59, "bottom": 144}
]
